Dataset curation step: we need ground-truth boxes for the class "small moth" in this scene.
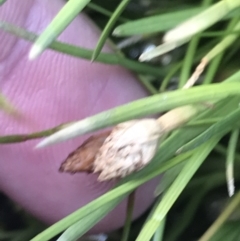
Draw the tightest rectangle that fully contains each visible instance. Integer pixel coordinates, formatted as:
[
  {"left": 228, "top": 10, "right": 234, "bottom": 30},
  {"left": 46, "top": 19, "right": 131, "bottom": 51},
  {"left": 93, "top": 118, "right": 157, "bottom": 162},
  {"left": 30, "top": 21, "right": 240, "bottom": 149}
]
[
  {"left": 59, "top": 131, "right": 110, "bottom": 173},
  {"left": 59, "top": 119, "right": 162, "bottom": 181}
]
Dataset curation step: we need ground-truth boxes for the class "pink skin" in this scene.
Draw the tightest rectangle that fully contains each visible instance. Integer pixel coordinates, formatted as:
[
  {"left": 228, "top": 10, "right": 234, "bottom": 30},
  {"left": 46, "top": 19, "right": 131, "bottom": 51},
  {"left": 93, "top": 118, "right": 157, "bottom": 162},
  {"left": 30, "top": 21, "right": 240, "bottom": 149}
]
[{"left": 0, "top": 0, "right": 159, "bottom": 233}]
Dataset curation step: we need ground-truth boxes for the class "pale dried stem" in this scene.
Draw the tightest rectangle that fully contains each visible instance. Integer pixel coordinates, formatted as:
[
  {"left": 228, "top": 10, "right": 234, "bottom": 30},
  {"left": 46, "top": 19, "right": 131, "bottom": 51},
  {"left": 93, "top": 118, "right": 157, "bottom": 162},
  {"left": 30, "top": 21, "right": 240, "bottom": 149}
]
[
  {"left": 183, "top": 58, "right": 208, "bottom": 89},
  {"left": 157, "top": 58, "right": 210, "bottom": 133},
  {"left": 156, "top": 58, "right": 209, "bottom": 133}
]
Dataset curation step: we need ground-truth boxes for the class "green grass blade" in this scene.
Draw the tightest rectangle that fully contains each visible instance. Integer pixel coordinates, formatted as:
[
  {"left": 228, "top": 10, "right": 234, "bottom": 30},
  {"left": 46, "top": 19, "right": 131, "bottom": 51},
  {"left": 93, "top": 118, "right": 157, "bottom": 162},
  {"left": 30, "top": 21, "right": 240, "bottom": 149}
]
[
  {"left": 91, "top": 0, "right": 131, "bottom": 61},
  {"left": 167, "top": 173, "right": 226, "bottom": 241},
  {"left": 199, "top": 191, "right": 240, "bottom": 241},
  {"left": 136, "top": 136, "right": 222, "bottom": 241},
  {"left": 154, "top": 160, "right": 187, "bottom": 196},
  {"left": 29, "top": 0, "right": 90, "bottom": 59},
  {"left": 121, "top": 191, "right": 135, "bottom": 241},
  {"left": 204, "top": 19, "right": 240, "bottom": 61},
  {"left": 177, "top": 108, "right": 240, "bottom": 154},
  {"left": 113, "top": 6, "right": 206, "bottom": 36},
  {"left": 209, "top": 221, "right": 240, "bottom": 241},
  {"left": 179, "top": 36, "right": 200, "bottom": 87},
  {"left": 202, "top": 16, "right": 239, "bottom": 85},
  {"left": 30, "top": 154, "right": 187, "bottom": 241},
  {"left": 164, "top": 0, "right": 240, "bottom": 43},
  {"left": 87, "top": 3, "right": 128, "bottom": 22},
  {"left": 56, "top": 198, "right": 121, "bottom": 241},
  {"left": 36, "top": 82, "right": 240, "bottom": 148},
  {"left": 0, "top": 21, "right": 164, "bottom": 77},
  {"left": 152, "top": 217, "right": 166, "bottom": 241}
]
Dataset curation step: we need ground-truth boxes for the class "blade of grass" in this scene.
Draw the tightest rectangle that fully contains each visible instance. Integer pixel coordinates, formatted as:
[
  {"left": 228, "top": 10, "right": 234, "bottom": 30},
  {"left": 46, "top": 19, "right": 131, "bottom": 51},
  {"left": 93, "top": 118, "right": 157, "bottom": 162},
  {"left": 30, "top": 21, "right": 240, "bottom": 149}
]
[
  {"left": 56, "top": 198, "right": 122, "bottom": 241},
  {"left": 30, "top": 152, "right": 188, "bottom": 241},
  {"left": 141, "top": 3, "right": 240, "bottom": 62},
  {"left": 0, "top": 84, "right": 238, "bottom": 145},
  {"left": 152, "top": 217, "right": 166, "bottom": 241},
  {"left": 159, "top": 38, "right": 218, "bottom": 92},
  {"left": 113, "top": 4, "right": 240, "bottom": 37},
  {"left": 29, "top": 0, "right": 90, "bottom": 59},
  {"left": 199, "top": 191, "right": 240, "bottom": 241},
  {"left": 0, "top": 21, "right": 164, "bottom": 77},
  {"left": 209, "top": 221, "right": 240, "bottom": 241},
  {"left": 226, "top": 129, "right": 239, "bottom": 197},
  {"left": 138, "top": 75, "right": 159, "bottom": 95},
  {"left": 87, "top": 3, "right": 129, "bottom": 22},
  {"left": 177, "top": 108, "right": 240, "bottom": 154},
  {"left": 135, "top": 136, "right": 222, "bottom": 241},
  {"left": 182, "top": 17, "right": 240, "bottom": 89},
  {"left": 179, "top": 0, "right": 213, "bottom": 88},
  {"left": 91, "top": 0, "right": 131, "bottom": 61},
  {"left": 167, "top": 173, "right": 226, "bottom": 241},
  {"left": 0, "top": 123, "right": 73, "bottom": 144},
  {"left": 203, "top": 54, "right": 223, "bottom": 84},
  {"left": 36, "top": 82, "right": 240, "bottom": 148},
  {"left": 159, "top": 63, "right": 181, "bottom": 92},
  {"left": 164, "top": 0, "right": 240, "bottom": 43},
  {"left": 185, "top": 118, "right": 221, "bottom": 126},
  {"left": 201, "top": 30, "right": 240, "bottom": 37},
  {"left": 0, "top": 72, "right": 238, "bottom": 145},
  {"left": 121, "top": 191, "right": 135, "bottom": 241},
  {"left": 154, "top": 161, "right": 186, "bottom": 197},
  {"left": 179, "top": 36, "right": 200, "bottom": 87},
  {"left": 113, "top": 6, "right": 206, "bottom": 36},
  {"left": 204, "top": 18, "right": 240, "bottom": 61}
]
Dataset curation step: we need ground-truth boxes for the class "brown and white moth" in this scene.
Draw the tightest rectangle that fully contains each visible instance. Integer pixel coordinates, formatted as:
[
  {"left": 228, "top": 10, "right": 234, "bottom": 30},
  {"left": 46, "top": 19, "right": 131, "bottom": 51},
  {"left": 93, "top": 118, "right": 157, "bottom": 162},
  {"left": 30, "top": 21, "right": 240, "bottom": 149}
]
[{"left": 59, "top": 119, "right": 163, "bottom": 181}]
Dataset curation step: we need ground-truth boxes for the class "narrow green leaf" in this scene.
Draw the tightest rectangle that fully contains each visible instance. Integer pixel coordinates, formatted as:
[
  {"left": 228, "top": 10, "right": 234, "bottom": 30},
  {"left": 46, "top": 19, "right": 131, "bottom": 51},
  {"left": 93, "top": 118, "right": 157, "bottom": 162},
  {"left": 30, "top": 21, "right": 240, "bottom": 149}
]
[
  {"left": 30, "top": 154, "right": 187, "bottom": 241},
  {"left": 91, "top": 0, "right": 131, "bottom": 61},
  {"left": 154, "top": 162, "right": 186, "bottom": 196},
  {"left": 141, "top": 14, "right": 240, "bottom": 62},
  {"left": 29, "top": 0, "right": 90, "bottom": 59},
  {"left": 167, "top": 173, "right": 226, "bottom": 241},
  {"left": 164, "top": 0, "right": 240, "bottom": 43},
  {"left": 0, "top": 21, "right": 164, "bottom": 77},
  {"left": 204, "top": 19, "right": 240, "bottom": 61},
  {"left": 113, "top": 7, "right": 206, "bottom": 36},
  {"left": 202, "top": 14, "right": 240, "bottom": 85},
  {"left": 121, "top": 191, "right": 135, "bottom": 241},
  {"left": 177, "top": 108, "right": 240, "bottom": 154},
  {"left": 57, "top": 198, "right": 121, "bottom": 241},
  {"left": 87, "top": 3, "right": 128, "bottom": 22},
  {"left": 136, "top": 136, "right": 222, "bottom": 241},
  {"left": 199, "top": 191, "right": 240, "bottom": 241},
  {"left": 36, "top": 83, "right": 240, "bottom": 148},
  {"left": 179, "top": 36, "right": 200, "bottom": 87},
  {"left": 113, "top": 5, "right": 240, "bottom": 37},
  {"left": 208, "top": 221, "right": 240, "bottom": 241},
  {"left": 152, "top": 217, "right": 166, "bottom": 241}
]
